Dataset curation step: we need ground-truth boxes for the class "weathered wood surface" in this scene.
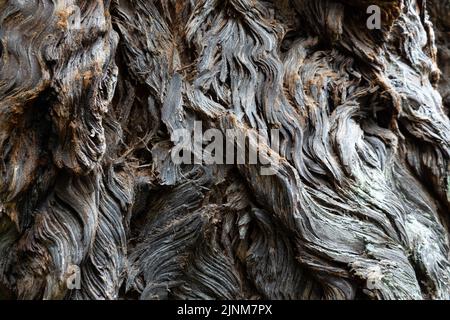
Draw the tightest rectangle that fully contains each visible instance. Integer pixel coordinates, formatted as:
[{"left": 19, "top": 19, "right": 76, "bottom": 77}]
[{"left": 0, "top": 0, "right": 449, "bottom": 300}]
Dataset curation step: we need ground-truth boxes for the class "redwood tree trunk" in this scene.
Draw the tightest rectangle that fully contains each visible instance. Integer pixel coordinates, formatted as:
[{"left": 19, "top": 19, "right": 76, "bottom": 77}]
[{"left": 0, "top": 0, "right": 449, "bottom": 300}]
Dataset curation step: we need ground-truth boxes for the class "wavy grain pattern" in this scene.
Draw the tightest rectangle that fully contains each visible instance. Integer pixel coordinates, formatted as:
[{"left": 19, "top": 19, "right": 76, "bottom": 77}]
[{"left": 0, "top": 0, "right": 449, "bottom": 300}]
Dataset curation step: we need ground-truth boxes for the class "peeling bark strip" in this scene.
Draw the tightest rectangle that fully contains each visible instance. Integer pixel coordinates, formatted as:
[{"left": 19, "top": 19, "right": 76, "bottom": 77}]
[{"left": 0, "top": 0, "right": 449, "bottom": 300}]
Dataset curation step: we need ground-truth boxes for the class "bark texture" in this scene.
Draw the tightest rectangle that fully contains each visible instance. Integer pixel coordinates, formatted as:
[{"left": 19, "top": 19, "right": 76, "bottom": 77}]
[{"left": 0, "top": 0, "right": 449, "bottom": 300}]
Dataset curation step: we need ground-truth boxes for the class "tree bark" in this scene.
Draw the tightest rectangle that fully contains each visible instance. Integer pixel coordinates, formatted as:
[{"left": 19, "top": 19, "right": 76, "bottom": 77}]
[{"left": 0, "top": 0, "right": 449, "bottom": 300}]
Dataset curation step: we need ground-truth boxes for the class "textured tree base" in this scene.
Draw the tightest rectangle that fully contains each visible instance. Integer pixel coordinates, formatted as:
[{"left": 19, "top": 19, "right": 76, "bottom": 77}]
[{"left": 0, "top": 0, "right": 449, "bottom": 300}]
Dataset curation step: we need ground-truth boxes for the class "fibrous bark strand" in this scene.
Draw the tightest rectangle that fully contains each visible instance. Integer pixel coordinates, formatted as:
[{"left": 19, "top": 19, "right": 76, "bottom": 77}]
[{"left": 0, "top": 0, "right": 449, "bottom": 300}]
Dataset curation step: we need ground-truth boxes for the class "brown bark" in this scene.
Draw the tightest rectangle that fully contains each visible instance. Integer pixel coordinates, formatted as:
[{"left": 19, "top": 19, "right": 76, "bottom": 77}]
[{"left": 0, "top": 0, "right": 449, "bottom": 300}]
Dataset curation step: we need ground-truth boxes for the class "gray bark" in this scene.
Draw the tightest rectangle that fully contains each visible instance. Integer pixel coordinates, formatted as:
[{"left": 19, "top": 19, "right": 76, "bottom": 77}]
[{"left": 0, "top": 0, "right": 449, "bottom": 300}]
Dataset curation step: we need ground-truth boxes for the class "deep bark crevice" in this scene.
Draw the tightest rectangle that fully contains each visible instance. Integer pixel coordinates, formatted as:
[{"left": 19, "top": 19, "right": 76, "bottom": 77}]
[{"left": 0, "top": 0, "right": 449, "bottom": 300}]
